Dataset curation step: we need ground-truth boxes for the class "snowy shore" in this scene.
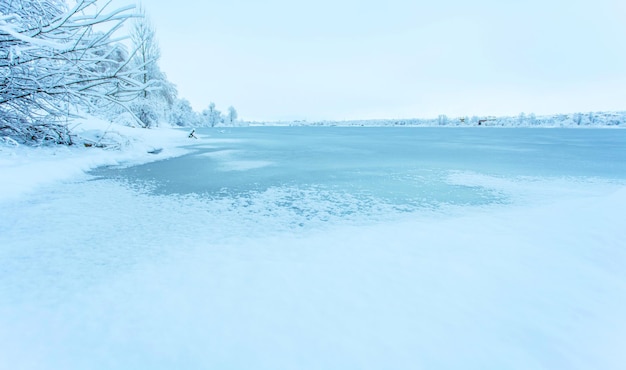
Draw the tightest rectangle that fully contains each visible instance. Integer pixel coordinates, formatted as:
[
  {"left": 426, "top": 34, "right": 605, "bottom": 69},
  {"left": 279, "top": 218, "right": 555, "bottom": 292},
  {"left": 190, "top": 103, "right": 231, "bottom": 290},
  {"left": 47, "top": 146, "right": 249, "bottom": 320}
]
[{"left": 0, "top": 118, "right": 193, "bottom": 203}]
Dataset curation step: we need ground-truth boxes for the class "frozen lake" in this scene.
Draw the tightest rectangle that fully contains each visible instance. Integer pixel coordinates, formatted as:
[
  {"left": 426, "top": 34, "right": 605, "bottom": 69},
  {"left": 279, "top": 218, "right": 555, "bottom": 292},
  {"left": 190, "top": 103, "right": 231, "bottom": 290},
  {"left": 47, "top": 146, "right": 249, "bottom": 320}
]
[
  {"left": 94, "top": 127, "right": 626, "bottom": 223},
  {"left": 2, "top": 127, "right": 626, "bottom": 369}
]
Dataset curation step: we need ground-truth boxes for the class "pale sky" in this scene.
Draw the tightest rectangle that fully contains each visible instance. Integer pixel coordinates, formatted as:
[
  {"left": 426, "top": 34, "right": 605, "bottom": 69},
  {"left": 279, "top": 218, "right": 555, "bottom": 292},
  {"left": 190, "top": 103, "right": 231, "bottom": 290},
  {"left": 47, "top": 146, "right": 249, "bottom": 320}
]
[{"left": 113, "top": 0, "right": 626, "bottom": 121}]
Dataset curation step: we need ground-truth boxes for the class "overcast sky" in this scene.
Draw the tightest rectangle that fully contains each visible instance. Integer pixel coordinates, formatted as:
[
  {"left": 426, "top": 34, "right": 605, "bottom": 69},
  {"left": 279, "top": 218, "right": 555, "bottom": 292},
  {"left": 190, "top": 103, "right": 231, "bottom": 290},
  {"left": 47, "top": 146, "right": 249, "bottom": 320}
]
[{"left": 113, "top": 0, "right": 626, "bottom": 121}]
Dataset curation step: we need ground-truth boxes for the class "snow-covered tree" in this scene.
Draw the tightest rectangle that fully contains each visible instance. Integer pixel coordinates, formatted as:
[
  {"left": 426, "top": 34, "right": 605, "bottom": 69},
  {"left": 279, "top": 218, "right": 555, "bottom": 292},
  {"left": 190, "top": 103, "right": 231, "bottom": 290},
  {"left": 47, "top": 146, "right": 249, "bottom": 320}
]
[
  {"left": 588, "top": 112, "right": 596, "bottom": 124},
  {"left": 227, "top": 106, "right": 238, "bottom": 124},
  {"left": 170, "top": 98, "right": 202, "bottom": 127},
  {"left": 130, "top": 4, "right": 159, "bottom": 99},
  {"left": 202, "top": 102, "right": 221, "bottom": 127},
  {"left": 126, "top": 4, "right": 176, "bottom": 127},
  {"left": 0, "top": 0, "right": 146, "bottom": 144},
  {"left": 518, "top": 112, "right": 526, "bottom": 126}
]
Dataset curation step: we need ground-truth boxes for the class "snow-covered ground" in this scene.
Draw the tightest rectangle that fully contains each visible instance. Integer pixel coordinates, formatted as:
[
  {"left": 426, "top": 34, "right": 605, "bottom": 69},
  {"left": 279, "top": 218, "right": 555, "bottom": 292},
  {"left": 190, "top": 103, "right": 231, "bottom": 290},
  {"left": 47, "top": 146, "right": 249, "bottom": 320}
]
[
  {"left": 1, "top": 124, "right": 625, "bottom": 369},
  {"left": 0, "top": 118, "right": 191, "bottom": 203}
]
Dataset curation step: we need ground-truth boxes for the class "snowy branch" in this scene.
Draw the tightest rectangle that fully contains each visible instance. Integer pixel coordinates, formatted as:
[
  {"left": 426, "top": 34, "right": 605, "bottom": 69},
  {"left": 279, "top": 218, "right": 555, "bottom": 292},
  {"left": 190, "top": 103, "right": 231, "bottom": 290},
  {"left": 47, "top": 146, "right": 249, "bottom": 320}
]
[{"left": 0, "top": 0, "right": 151, "bottom": 143}]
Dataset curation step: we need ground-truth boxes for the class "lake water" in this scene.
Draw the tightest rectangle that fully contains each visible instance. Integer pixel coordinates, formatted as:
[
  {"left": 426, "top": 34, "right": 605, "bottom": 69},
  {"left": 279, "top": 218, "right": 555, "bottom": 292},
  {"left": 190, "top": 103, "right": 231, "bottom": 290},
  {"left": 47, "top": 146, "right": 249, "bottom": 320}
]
[{"left": 92, "top": 126, "right": 626, "bottom": 225}]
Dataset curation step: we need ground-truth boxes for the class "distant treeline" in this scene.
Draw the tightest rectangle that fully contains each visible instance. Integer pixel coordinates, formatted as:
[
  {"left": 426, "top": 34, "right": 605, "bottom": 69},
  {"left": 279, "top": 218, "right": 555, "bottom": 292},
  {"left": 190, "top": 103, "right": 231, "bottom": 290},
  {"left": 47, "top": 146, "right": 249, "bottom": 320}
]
[{"left": 248, "top": 111, "right": 626, "bottom": 128}]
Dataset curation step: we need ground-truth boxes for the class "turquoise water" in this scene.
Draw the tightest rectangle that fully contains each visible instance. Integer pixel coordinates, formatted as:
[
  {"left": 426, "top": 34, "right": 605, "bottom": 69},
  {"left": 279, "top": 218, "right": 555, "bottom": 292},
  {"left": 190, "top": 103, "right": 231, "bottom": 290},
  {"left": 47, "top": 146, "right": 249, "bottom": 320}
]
[{"left": 92, "top": 127, "right": 626, "bottom": 212}]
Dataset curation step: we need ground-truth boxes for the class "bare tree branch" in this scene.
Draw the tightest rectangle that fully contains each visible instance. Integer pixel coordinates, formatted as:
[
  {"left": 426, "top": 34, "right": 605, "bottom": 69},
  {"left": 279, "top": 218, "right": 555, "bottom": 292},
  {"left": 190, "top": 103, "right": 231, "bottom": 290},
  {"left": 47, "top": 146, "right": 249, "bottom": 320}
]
[{"left": 0, "top": 0, "right": 150, "bottom": 144}]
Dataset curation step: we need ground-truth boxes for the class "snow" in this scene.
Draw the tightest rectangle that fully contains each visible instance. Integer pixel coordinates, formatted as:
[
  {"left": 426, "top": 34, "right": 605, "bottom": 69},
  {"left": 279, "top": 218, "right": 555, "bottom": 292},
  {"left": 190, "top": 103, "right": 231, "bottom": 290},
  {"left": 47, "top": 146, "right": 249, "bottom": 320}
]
[
  {"left": 0, "top": 117, "right": 191, "bottom": 202},
  {"left": 1, "top": 125, "right": 626, "bottom": 369}
]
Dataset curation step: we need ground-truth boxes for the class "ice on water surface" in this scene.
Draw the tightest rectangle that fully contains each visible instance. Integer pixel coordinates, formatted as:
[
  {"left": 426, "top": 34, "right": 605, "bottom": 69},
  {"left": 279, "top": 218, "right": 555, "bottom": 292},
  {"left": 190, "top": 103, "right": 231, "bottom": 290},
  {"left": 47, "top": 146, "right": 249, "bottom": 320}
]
[
  {"left": 2, "top": 127, "right": 626, "bottom": 369},
  {"left": 92, "top": 127, "right": 626, "bottom": 218}
]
